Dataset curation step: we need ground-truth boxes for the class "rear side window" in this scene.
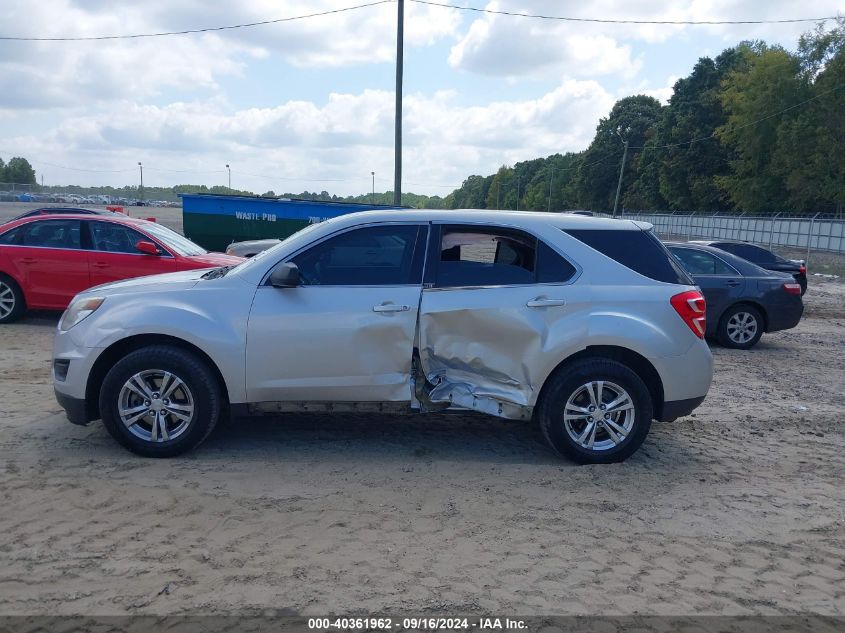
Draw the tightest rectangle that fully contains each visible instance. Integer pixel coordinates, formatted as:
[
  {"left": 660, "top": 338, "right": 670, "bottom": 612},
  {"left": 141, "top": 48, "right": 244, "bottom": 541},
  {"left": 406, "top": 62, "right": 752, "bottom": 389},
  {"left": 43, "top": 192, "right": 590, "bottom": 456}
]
[
  {"left": 565, "top": 229, "right": 691, "bottom": 285},
  {"left": 20, "top": 220, "right": 82, "bottom": 249},
  {"left": 0, "top": 226, "right": 23, "bottom": 245},
  {"left": 670, "top": 247, "right": 738, "bottom": 275},
  {"left": 436, "top": 227, "right": 536, "bottom": 287}
]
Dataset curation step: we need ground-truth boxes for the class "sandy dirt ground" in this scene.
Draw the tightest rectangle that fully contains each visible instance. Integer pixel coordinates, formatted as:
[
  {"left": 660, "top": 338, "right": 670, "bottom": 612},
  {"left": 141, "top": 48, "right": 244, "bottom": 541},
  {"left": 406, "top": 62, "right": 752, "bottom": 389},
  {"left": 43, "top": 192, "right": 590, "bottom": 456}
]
[{"left": 0, "top": 203, "right": 843, "bottom": 616}]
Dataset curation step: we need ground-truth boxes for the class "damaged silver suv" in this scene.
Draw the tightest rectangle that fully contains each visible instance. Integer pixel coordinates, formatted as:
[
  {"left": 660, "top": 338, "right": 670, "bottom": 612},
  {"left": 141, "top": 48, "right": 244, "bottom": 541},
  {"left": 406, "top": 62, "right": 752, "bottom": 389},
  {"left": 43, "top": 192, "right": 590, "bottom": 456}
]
[{"left": 53, "top": 210, "right": 712, "bottom": 463}]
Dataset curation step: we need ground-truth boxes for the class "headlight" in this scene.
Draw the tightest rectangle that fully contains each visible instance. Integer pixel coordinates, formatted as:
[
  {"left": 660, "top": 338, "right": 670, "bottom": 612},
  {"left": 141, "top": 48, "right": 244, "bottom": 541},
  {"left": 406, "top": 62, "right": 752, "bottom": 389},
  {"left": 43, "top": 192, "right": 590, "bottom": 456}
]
[{"left": 59, "top": 297, "right": 105, "bottom": 331}]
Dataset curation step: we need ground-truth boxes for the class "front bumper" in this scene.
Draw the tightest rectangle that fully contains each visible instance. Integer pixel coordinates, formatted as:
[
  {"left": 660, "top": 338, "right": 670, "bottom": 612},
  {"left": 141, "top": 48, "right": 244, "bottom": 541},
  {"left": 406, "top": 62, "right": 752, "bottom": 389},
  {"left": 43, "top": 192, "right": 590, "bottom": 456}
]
[
  {"left": 659, "top": 395, "right": 706, "bottom": 422},
  {"left": 53, "top": 326, "right": 103, "bottom": 425},
  {"left": 54, "top": 389, "right": 94, "bottom": 426}
]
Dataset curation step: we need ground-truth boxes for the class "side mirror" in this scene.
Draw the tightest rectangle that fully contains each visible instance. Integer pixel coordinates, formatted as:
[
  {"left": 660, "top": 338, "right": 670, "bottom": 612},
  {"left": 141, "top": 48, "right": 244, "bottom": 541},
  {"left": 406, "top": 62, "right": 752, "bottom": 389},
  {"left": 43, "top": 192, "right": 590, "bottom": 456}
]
[
  {"left": 135, "top": 240, "right": 160, "bottom": 256},
  {"left": 269, "top": 262, "right": 301, "bottom": 288}
]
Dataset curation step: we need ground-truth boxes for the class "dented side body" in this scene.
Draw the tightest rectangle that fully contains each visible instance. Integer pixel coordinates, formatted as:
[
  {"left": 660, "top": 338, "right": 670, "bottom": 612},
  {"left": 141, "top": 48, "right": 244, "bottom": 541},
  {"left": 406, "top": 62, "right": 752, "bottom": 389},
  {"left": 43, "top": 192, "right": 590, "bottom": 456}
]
[
  {"left": 55, "top": 209, "right": 713, "bottom": 426},
  {"left": 415, "top": 221, "right": 711, "bottom": 420}
]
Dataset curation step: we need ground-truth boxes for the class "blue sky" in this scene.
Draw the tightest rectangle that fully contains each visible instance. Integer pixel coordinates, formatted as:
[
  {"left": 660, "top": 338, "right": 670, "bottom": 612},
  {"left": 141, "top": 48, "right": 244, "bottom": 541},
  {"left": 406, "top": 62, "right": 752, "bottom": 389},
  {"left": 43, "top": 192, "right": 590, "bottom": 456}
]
[{"left": 0, "top": 0, "right": 840, "bottom": 196}]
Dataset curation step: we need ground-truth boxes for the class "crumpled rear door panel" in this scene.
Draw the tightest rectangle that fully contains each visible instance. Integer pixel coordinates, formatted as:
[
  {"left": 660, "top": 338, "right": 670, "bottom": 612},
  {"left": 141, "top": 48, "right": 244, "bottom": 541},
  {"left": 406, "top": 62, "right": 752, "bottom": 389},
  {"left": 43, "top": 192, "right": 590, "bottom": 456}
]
[{"left": 418, "top": 285, "right": 579, "bottom": 419}]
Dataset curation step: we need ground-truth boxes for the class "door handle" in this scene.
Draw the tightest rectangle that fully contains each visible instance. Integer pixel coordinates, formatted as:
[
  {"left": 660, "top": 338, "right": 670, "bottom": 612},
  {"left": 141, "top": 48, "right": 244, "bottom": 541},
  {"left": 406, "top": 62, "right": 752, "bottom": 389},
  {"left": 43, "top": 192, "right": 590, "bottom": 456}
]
[
  {"left": 526, "top": 298, "right": 566, "bottom": 308},
  {"left": 726, "top": 280, "right": 741, "bottom": 287},
  {"left": 20, "top": 257, "right": 37, "bottom": 264},
  {"left": 373, "top": 303, "right": 410, "bottom": 313},
  {"left": 92, "top": 262, "right": 110, "bottom": 268}
]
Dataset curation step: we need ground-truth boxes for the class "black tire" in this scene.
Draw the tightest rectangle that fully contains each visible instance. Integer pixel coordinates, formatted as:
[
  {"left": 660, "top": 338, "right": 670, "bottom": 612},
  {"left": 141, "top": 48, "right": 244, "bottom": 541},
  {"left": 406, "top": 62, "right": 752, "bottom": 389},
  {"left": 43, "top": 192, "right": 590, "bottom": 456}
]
[
  {"left": 717, "top": 304, "right": 764, "bottom": 349},
  {"left": 536, "top": 358, "right": 653, "bottom": 464},
  {"left": 0, "top": 274, "right": 26, "bottom": 324},
  {"left": 99, "top": 345, "right": 222, "bottom": 457}
]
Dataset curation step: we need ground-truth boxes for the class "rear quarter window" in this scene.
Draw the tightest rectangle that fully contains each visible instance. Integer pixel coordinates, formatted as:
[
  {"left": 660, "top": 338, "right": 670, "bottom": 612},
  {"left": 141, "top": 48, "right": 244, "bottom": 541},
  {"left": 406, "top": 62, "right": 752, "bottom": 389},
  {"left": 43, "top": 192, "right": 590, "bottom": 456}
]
[{"left": 564, "top": 228, "right": 692, "bottom": 285}]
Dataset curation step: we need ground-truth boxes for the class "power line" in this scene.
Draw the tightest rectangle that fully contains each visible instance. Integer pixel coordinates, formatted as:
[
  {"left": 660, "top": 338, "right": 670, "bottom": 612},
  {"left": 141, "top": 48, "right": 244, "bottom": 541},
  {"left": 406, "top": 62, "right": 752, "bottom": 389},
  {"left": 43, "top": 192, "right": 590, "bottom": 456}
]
[
  {"left": 0, "top": 154, "right": 136, "bottom": 173},
  {"left": 0, "top": 1, "right": 393, "bottom": 41},
  {"left": 410, "top": 0, "right": 839, "bottom": 25},
  {"left": 630, "top": 81, "right": 845, "bottom": 149}
]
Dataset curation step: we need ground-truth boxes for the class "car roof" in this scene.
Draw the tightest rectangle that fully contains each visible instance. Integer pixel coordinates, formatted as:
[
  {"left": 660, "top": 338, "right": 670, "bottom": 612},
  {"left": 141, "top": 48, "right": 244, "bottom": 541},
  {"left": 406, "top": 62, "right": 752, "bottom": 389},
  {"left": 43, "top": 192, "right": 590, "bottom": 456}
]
[
  {"left": 315, "top": 208, "right": 647, "bottom": 231},
  {"left": 689, "top": 239, "right": 765, "bottom": 248},
  {"left": 664, "top": 241, "right": 775, "bottom": 276},
  {"left": 0, "top": 213, "right": 157, "bottom": 231}
]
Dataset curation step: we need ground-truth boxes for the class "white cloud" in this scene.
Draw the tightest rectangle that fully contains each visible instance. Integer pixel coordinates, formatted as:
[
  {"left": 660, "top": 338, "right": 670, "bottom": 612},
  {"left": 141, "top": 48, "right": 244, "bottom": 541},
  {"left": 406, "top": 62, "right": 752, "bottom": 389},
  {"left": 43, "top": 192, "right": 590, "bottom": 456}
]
[
  {"left": 5, "top": 80, "right": 614, "bottom": 194},
  {"left": 0, "top": 0, "right": 461, "bottom": 111},
  {"left": 446, "top": 0, "right": 843, "bottom": 77},
  {"left": 448, "top": 3, "right": 643, "bottom": 79}
]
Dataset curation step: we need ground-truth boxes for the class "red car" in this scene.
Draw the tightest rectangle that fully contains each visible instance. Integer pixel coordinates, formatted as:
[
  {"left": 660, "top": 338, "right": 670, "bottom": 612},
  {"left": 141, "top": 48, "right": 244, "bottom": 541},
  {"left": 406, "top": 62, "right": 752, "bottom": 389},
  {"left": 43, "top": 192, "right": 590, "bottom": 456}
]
[{"left": 0, "top": 214, "right": 243, "bottom": 323}]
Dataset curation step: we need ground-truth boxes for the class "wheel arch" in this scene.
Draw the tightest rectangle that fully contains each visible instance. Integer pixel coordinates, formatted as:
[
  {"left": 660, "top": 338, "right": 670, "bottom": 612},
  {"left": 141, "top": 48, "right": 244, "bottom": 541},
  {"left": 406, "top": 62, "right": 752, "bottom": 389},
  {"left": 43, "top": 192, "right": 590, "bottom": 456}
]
[
  {"left": 85, "top": 334, "right": 231, "bottom": 419},
  {"left": 0, "top": 270, "right": 26, "bottom": 298},
  {"left": 537, "top": 345, "right": 666, "bottom": 421}
]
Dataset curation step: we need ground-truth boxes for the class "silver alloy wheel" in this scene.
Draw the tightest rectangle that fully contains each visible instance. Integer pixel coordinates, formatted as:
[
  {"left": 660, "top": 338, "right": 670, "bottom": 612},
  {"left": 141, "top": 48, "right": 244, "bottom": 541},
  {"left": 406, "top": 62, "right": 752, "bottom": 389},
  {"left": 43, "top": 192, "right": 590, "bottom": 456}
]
[
  {"left": 0, "top": 282, "right": 15, "bottom": 319},
  {"left": 563, "top": 380, "right": 635, "bottom": 451},
  {"left": 726, "top": 311, "right": 758, "bottom": 345},
  {"left": 118, "top": 369, "right": 195, "bottom": 443}
]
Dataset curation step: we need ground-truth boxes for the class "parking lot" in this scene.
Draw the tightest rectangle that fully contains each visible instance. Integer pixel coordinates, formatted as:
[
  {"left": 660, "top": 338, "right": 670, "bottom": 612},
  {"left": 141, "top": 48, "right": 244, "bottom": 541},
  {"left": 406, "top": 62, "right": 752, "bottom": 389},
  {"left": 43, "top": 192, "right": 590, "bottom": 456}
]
[{"left": 0, "top": 204, "right": 843, "bottom": 616}]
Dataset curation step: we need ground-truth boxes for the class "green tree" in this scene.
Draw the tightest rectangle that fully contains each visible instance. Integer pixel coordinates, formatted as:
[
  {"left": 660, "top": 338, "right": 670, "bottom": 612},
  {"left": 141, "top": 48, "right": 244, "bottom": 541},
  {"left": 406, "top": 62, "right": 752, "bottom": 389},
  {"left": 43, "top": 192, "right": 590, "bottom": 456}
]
[
  {"left": 449, "top": 174, "right": 493, "bottom": 209},
  {"left": 0, "top": 157, "right": 6, "bottom": 183},
  {"left": 576, "top": 95, "right": 664, "bottom": 211},
  {"left": 715, "top": 43, "right": 806, "bottom": 212},
  {"left": 4, "top": 157, "right": 36, "bottom": 186},
  {"left": 772, "top": 18, "right": 845, "bottom": 213},
  {"left": 632, "top": 49, "right": 742, "bottom": 211}
]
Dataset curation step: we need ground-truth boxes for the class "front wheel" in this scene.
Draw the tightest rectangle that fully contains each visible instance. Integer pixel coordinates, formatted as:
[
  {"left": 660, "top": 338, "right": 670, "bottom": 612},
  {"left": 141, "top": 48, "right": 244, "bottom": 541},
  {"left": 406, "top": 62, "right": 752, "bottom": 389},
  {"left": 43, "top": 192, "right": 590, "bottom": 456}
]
[
  {"left": 100, "top": 345, "right": 222, "bottom": 457},
  {"left": 536, "top": 358, "right": 653, "bottom": 464}
]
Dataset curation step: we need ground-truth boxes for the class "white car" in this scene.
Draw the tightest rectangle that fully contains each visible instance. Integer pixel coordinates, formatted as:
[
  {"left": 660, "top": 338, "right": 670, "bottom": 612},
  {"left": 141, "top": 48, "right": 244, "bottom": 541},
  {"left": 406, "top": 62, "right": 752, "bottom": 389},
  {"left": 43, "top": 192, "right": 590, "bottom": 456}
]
[{"left": 53, "top": 210, "right": 713, "bottom": 463}]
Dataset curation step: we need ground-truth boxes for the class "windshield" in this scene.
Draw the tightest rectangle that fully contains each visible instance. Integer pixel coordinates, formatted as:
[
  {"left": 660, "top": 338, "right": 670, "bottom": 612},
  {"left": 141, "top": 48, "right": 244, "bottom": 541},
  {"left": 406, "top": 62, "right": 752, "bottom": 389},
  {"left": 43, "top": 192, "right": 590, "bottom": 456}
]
[
  {"left": 231, "top": 221, "right": 326, "bottom": 274},
  {"left": 140, "top": 222, "right": 207, "bottom": 256}
]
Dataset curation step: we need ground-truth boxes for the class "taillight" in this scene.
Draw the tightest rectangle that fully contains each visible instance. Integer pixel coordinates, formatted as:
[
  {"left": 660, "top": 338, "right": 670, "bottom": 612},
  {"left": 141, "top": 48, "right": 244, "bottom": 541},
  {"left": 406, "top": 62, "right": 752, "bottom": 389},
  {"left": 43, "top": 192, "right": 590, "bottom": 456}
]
[
  {"left": 671, "top": 290, "right": 706, "bottom": 339},
  {"left": 783, "top": 283, "right": 802, "bottom": 295},
  {"left": 799, "top": 264, "right": 806, "bottom": 274}
]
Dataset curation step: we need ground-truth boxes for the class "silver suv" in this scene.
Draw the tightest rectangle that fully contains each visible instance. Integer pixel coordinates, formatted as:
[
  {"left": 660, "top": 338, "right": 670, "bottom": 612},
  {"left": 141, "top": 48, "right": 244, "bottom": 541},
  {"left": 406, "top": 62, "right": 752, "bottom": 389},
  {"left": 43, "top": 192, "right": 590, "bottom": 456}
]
[{"left": 53, "top": 210, "right": 712, "bottom": 463}]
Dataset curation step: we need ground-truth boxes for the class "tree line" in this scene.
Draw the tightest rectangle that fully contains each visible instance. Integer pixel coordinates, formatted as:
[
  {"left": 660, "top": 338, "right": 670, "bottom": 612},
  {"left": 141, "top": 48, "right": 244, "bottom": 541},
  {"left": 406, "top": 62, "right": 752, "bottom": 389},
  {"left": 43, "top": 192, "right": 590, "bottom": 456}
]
[{"left": 439, "top": 19, "right": 844, "bottom": 216}]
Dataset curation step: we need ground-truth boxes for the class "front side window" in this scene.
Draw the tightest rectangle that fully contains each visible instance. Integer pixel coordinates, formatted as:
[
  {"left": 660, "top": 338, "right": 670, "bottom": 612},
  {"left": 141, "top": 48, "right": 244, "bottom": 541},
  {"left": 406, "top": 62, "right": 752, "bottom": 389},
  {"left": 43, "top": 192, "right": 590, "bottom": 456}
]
[
  {"left": 670, "top": 248, "right": 737, "bottom": 276},
  {"left": 20, "top": 220, "right": 82, "bottom": 249},
  {"left": 89, "top": 221, "right": 152, "bottom": 254},
  {"left": 436, "top": 226, "right": 537, "bottom": 287},
  {"left": 291, "top": 224, "right": 423, "bottom": 286}
]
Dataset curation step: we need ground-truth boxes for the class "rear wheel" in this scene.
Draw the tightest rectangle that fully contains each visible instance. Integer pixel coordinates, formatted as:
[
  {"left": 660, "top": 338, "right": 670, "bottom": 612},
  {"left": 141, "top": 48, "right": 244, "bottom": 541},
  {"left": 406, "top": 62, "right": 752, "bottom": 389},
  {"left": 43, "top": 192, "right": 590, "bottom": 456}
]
[
  {"left": 0, "top": 275, "right": 25, "bottom": 324},
  {"left": 718, "top": 304, "right": 763, "bottom": 349},
  {"left": 100, "top": 345, "right": 221, "bottom": 457},
  {"left": 536, "top": 358, "right": 653, "bottom": 464}
]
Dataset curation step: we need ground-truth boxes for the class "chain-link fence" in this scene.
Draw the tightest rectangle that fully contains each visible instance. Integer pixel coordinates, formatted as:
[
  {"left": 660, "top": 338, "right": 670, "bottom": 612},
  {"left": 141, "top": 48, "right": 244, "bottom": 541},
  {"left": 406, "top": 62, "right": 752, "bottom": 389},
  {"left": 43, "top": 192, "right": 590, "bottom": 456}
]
[{"left": 618, "top": 211, "right": 845, "bottom": 259}]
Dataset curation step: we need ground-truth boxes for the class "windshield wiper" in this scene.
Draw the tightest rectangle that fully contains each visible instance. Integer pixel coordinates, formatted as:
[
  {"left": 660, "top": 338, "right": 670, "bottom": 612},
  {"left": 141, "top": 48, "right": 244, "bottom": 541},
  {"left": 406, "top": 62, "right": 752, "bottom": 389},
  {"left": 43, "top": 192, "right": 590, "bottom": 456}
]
[{"left": 201, "top": 265, "right": 237, "bottom": 280}]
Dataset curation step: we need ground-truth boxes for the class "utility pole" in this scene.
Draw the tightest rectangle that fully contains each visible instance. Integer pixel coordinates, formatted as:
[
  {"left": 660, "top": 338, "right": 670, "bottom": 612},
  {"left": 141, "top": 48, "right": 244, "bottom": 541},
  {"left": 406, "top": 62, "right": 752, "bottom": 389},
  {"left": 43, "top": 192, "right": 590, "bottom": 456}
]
[
  {"left": 547, "top": 168, "right": 554, "bottom": 212},
  {"left": 138, "top": 162, "right": 144, "bottom": 202},
  {"left": 371, "top": 171, "right": 375, "bottom": 205},
  {"left": 226, "top": 164, "right": 231, "bottom": 190},
  {"left": 516, "top": 175, "right": 520, "bottom": 211},
  {"left": 612, "top": 140, "right": 629, "bottom": 218},
  {"left": 393, "top": 0, "right": 404, "bottom": 207}
]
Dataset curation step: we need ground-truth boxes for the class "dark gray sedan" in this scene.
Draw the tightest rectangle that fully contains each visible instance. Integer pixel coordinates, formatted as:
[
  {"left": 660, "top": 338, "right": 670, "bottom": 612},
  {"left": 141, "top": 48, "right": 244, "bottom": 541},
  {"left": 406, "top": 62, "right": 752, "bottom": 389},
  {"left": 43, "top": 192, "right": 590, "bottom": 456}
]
[{"left": 666, "top": 242, "right": 804, "bottom": 349}]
